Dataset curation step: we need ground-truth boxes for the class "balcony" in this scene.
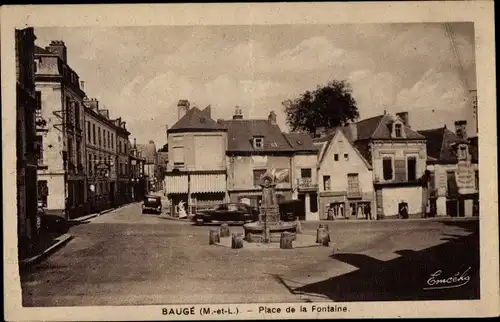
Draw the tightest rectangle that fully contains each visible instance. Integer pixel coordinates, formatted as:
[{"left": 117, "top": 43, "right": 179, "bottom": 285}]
[
  {"left": 297, "top": 177, "right": 318, "bottom": 192},
  {"left": 35, "top": 110, "right": 48, "bottom": 132},
  {"left": 347, "top": 188, "right": 362, "bottom": 199}
]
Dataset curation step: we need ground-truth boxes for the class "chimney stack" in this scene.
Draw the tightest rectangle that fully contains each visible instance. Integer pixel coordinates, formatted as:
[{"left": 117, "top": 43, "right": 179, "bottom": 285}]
[
  {"left": 233, "top": 106, "right": 243, "bottom": 120},
  {"left": 177, "top": 99, "right": 190, "bottom": 120},
  {"left": 80, "top": 80, "right": 85, "bottom": 91},
  {"left": 46, "top": 40, "right": 67, "bottom": 62},
  {"left": 98, "top": 109, "right": 109, "bottom": 119},
  {"left": 349, "top": 123, "right": 358, "bottom": 141},
  {"left": 268, "top": 111, "right": 277, "bottom": 125},
  {"left": 454, "top": 120, "right": 468, "bottom": 141},
  {"left": 396, "top": 111, "right": 409, "bottom": 126},
  {"left": 134, "top": 138, "right": 137, "bottom": 148}
]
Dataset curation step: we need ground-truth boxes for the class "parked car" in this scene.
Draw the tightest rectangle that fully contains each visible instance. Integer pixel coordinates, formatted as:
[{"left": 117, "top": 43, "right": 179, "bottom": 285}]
[
  {"left": 41, "top": 213, "right": 69, "bottom": 234},
  {"left": 194, "top": 203, "right": 259, "bottom": 225},
  {"left": 142, "top": 195, "right": 162, "bottom": 214}
]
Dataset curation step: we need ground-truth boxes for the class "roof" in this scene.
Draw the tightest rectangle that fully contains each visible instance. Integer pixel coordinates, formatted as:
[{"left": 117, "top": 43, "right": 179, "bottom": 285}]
[
  {"left": 219, "top": 119, "right": 294, "bottom": 153},
  {"left": 169, "top": 107, "right": 226, "bottom": 133},
  {"left": 137, "top": 141, "right": 157, "bottom": 163},
  {"left": 355, "top": 113, "right": 426, "bottom": 140},
  {"left": 417, "top": 127, "right": 461, "bottom": 162},
  {"left": 283, "top": 132, "right": 318, "bottom": 153},
  {"left": 34, "top": 45, "right": 52, "bottom": 55}
]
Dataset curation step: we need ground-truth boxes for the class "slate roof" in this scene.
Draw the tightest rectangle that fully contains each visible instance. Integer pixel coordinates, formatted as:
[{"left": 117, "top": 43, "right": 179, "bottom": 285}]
[
  {"left": 168, "top": 107, "right": 226, "bottom": 133},
  {"left": 355, "top": 114, "right": 426, "bottom": 140},
  {"left": 417, "top": 127, "right": 459, "bottom": 162},
  {"left": 283, "top": 132, "right": 318, "bottom": 153},
  {"left": 219, "top": 119, "right": 295, "bottom": 153}
]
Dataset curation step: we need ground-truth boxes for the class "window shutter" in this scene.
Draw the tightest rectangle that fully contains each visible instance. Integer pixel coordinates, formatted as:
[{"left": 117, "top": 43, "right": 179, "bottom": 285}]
[{"left": 394, "top": 159, "right": 406, "bottom": 182}]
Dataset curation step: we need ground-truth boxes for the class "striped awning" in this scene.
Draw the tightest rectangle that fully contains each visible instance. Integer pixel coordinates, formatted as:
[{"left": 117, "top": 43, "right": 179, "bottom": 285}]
[
  {"left": 166, "top": 175, "right": 189, "bottom": 194},
  {"left": 191, "top": 174, "right": 226, "bottom": 193}
]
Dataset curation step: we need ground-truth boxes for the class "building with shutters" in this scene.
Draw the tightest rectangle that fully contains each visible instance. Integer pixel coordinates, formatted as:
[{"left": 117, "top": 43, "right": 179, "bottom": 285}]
[
  {"left": 342, "top": 111, "right": 428, "bottom": 219},
  {"left": 418, "top": 120, "right": 479, "bottom": 217},
  {"left": 165, "top": 100, "right": 228, "bottom": 216},
  {"left": 34, "top": 40, "right": 87, "bottom": 219},
  {"left": 313, "top": 125, "right": 375, "bottom": 220},
  {"left": 16, "top": 27, "right": 40, "bottom": 257}
]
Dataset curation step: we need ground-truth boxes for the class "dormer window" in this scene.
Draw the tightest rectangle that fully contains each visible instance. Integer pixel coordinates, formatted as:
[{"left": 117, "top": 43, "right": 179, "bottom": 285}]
[
  {"left": 457, "top": 144, "right": 469, "bottom": 161},
  {"left": 253, "top": 137, "right": 264, "bottom": 149},
  {"left": 394, "top": 123, "right": 403, "bottom": 138}
]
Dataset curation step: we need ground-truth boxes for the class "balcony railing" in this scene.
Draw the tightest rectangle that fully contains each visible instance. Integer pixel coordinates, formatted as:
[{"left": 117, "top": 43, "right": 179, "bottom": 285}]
[{"left": 297, "top": 177, "right": 318, "bottom": 191}]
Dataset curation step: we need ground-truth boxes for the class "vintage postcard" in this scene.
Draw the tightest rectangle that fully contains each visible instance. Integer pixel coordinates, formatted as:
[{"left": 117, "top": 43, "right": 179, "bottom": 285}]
[{"left": 2, "top": 2, "right": 498, "bottom": 320}]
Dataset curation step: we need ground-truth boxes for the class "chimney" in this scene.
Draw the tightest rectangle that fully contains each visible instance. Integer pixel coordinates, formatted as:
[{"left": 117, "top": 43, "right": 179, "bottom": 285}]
[
  {"left": 98, "top": 109, "right": 109, "bottom": 119},
  {"left": 217, "top": 118, "right": 224, "bottom": 124},
  {"left": 315, "top": 126, "right": 325, "bottom": 138},
  {"left": 268, "top": 111, "right": 277, "bottom": 125},
  {"left": 46, "top": 40, "right": 67, "bottom": 62},
  {"left": 121, "top": 121, "right": 126, "bottom": 129},
  {"left": 349, "top": 123, "right": 358, "bottom": 141},
  {"left": 84, "top": 97, "right": 99, "bottom": 111},
  {"left": 454, "top": 120, "right": 468, "bottom": 141},
  {"left": 177, "top": 99, "right": 190, "bottom": 120},
  {"left": 233, "top": 106, "right": 243, "bottom": 120},
  {"left": 396, "top": 112, "right": 409, "bottom": 126},
  {"left": 134, "top": 138, "right": 137, "bottom": 148},
  {"left": 80, "top": 80, "right": 85, "bottom": 91}
]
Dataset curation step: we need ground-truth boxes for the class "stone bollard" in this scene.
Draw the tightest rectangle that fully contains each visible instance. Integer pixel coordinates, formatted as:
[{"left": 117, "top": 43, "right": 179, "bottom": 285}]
[
  {"left": 231, "top": 233, "right": 244, "bottom": 249},
  {"left": 295, "top": 218, "right": 302, "bottom": 234},
  {"left": 280, "top": 232, "right": 294, "bottom": 249},
  {"left": 245, "top": 232, "right": 253, "bottom": 243},
  {"left": 317, "top": 227, "right": 330, "bottom": 246},
  {"left": 209, "top": 228, "right": 220, "bottom": 245},
  {"left": 220, "top": 223, "right": 230, "bottom": 237}
]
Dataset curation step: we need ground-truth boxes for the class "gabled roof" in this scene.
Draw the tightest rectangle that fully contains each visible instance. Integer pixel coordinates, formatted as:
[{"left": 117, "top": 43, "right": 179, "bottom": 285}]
[
  {"left": 169, "top": 107, "right": 226, "bottom": 133},
  {"left": 357, "top": 113, "right": 426, "bottom": 140},
  {"left": 219, "top": 119, "right": 294, "bottom": 153},
  {"left": 283, "top": 132, "right": 318, "bottom": 153}
]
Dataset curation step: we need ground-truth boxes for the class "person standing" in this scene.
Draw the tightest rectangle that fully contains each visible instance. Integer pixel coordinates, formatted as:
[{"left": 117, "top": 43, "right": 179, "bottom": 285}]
[{"left": 178, "top": 200, "right": 187, "bottom": 219}]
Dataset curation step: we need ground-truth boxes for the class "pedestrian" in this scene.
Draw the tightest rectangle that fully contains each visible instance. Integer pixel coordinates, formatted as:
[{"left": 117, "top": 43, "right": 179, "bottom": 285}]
[
  {"left": 364, "top": 203, "right": 372, "bottom": 220},
  {"left": 178, "top": 200, "right": 187, "bottom": 219}
]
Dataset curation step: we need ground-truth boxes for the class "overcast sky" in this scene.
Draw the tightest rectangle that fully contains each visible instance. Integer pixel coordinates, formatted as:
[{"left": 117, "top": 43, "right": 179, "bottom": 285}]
[{"left": 34, "top": 23, "right": 476, "bottom": 146}]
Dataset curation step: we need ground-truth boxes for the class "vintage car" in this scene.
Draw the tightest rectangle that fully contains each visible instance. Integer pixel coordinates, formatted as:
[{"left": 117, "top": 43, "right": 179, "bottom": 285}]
[
  {"left": 142, "top": 195, "right": 162, "bottom": 214},
  {"left": 194, "top": 203, "right": 259, "bottom": 225}
]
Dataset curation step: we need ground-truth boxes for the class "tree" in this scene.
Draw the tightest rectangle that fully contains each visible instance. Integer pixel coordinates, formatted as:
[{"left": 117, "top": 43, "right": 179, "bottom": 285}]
[{"left": 282, "top": 80, "right": 359, "bottom": 134}]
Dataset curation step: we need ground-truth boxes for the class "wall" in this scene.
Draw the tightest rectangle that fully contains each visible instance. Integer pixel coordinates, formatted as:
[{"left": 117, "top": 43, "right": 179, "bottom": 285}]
[
  {"left": 371, "top": 141, "right": 427, "bottom": 184},
  {"left": 167, "top": 131, "right": 227, "bottom": 172},
  {"left": 382, "top": 186, "right": 423, "bottom": 216},
  {"left": 318, "top": 130, "right": 373, "bottom": 194},
  {"left": 227, "top": 155, "right": 292, "bottom": 191},
  {"left": 292, "top": 154, "right": 318, "bottom": 187}
]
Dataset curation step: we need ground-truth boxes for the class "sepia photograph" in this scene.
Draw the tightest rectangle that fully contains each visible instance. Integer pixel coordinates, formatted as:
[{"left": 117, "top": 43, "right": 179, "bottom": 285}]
[{"left": 2, "top": 2, "right": 498, "bottom": 321}]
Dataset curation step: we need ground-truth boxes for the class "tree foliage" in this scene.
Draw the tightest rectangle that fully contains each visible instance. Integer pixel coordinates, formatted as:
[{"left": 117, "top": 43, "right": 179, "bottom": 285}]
[{"left": 282, "top": 80, "right": 359, "bottom": 134}]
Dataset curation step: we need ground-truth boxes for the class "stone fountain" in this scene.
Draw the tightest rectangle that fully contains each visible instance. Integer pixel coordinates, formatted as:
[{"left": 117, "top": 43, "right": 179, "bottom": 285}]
[{"left": 243, "top": 170, "right": 297, "bottom": 243}]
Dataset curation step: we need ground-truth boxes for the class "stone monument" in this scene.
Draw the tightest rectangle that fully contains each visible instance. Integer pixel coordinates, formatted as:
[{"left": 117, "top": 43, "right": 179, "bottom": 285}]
[{"left": 243, "top": 169, "right": 297, "bottom": 243}]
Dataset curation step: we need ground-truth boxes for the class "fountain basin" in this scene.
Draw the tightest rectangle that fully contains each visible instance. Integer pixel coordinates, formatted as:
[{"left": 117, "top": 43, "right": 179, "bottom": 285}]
[{"left": 243, "top": 221, "right": 297, "bottom": 243}]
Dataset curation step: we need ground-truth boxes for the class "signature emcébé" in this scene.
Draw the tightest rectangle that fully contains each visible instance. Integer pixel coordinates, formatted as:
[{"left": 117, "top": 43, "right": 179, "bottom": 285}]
[{"left": 423, "top": 267, "right": 472, "bottom": 290}]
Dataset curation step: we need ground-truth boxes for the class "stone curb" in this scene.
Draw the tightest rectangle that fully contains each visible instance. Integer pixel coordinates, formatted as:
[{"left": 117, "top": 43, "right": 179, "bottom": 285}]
[
  {"left": 19, "top": 233, "right": 74, "bottom": 269},
  {"left": 305, "top": 217, "right": 479, "bottom": 224},
  {"left": 69, "top": 202, "right": 139, "bottom": 223}
]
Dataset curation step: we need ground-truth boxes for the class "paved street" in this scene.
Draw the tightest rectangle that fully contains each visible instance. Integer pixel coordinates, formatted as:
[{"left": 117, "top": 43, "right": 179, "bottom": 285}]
[{"left": 21, "top": 203, "right": 479, "bottom": 306}]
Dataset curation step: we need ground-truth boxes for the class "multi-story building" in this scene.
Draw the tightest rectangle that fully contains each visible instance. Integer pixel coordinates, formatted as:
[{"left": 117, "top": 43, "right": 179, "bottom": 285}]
[
  {"left": 137, "top": 140, "right": 159, "bottom": 193},
  {"left": 165, "top": 100, "right": 228, "bottom": 215},
  {"left": 83, "top": 97, "right": 119, "bottom": 212},
  {"left": 114, "top": 118, "right": 132, "bottom": 204},
  {"left": 16, "top": 27, "right": 39, "bottom": 257},
  {"left": 418, "top": 120, "right": 479, "bottom": 217},
  {"left": 35, "top": 40, "right": 87, "bottom": 219},
  {"left": 129, "top": 139, "right": 147, "bottom": 201},
  {"left": 313, "top": 125, "right": 375, "bottom": 220}
]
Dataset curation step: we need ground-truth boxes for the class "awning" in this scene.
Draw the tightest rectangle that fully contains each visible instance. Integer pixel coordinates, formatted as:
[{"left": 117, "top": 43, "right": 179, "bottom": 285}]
[
  {"left": 191, "top": 174, "right": 225, "bottom": 193},
  {"left": 166, "top": 175, "right": 188, "bottom": 194}
]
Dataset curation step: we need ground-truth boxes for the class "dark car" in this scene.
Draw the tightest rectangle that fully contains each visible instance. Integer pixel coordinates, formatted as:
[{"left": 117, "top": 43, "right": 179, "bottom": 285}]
[
  {"left": 41, "top": 213, "right": 69, "bottom": 234},
  {"left": 194, "top": 203, "right": 259, "bottom": 225},
  {"left": 142, "top": 195, "right": 162, "bottom": 214}
]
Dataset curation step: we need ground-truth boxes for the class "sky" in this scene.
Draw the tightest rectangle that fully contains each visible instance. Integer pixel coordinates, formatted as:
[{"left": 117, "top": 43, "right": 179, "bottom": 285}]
[{"left": 34, "top": 23, "right": 477, "bottom": 146}]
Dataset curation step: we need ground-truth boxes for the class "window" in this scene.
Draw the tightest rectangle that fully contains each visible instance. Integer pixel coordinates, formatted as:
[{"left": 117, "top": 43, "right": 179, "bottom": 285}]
[
  {"left": 253, "top": 169, "right": 267, "bottom": 186},
  {"left": 323, "top": 175, "right": 331, "bottom": 191},
  {"left": 382, "top": 157, "right": 393, "bottom": 180},
  {"left": 107, "top": 132, "right": 111, "bottom": 148},
  {"left": 88, "top": 154, "right": 92, "bottom": 175},
  {"left": 37, "top": 180, "right": 48, "bottom": 207},
  {"left": 475, "top": 170, "right": 479, "bottom": 190},
  {"left": 35, "top": 91, "right": 42, "bottom": 110},
  {"left": 172, "top": 146, "right": 185, "bottom": 165},
  {"left": 76, "top": 141, "right": 82, "bottom": 166},
  {"left": 334, "top": 154, "right": 339, "bottom": 161},
  {"left": 111, "top": 133, "right": 114, "bottom": 149},
  {"left": 119, "top": 141, "right": 122, "bottom": 154},
  {"left": 74, "top": 103, "right": 80, "bottom": 129},
  {"left": 429, "top": 171, "right": 436, "bottom": 192},
  {"left": 394, "top": 123, "right": 402, "bottom": 138},
  {"left": 98, "top": 127, "right": 101, "bottom": 146},
  {"left": 301, "top": 168, "right": 312, "bottom": 178},
  {"left": 87, "top": 121, "right": 91, "bottom": 142},
  {"left": 92, "top": 123, "right": 96, "bottom": 145},
  {"left": 407, "top": 156, "right": 417, "bottom": 181},
  {"left": 458, "top": 144, "right": 468, "bottom": 161},
  {"left": 36, "top": 135, "right": 43, "bottom": 163},
  {"left": 67, "top": 139, "right": 73, "bottom": 165},
  {"left": 253, "top": 137, "right": 264, "bottom": 149},
  {"left": 347, "top": 173, "right": 360, "bottom": 193},
  {"left": 344, "top": 153, "right": 349, "bottom": 161},
  {"left": 103, "top": 130, "right": 107, "bottom": 148},
  {"left": 446, "top": 170, "right": 458, "bottom": 197}
]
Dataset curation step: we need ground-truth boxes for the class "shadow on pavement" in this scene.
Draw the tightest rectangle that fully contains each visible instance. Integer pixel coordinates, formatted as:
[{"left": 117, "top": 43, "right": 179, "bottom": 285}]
[{"left": 279, "top": 221, "right": 480, "bottom": 302}]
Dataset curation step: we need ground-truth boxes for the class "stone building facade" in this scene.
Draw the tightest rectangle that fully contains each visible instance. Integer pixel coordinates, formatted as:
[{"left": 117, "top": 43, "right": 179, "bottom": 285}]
[{"left": 35, "top": 41, "right": 87, "bottom": 219}]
